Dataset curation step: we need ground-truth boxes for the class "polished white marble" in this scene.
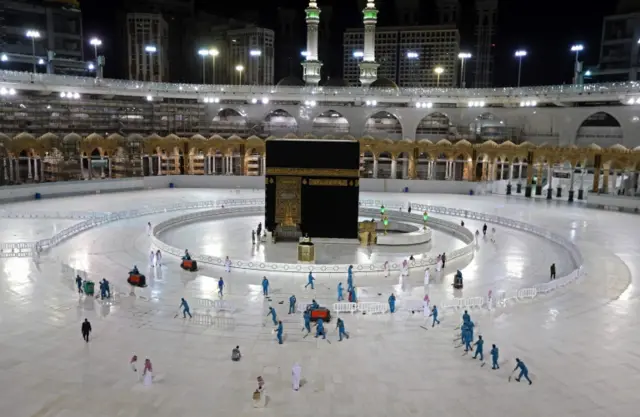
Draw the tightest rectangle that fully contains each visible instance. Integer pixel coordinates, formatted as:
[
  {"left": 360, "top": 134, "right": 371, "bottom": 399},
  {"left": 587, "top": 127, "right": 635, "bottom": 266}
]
[{"left": 0, "top": 189, "right": 637, "bottom": 417}]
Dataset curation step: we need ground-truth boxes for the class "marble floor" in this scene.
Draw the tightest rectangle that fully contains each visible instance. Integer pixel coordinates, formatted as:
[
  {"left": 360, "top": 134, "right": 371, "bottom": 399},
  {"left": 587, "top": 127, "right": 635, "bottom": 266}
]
[{"left": 0, "top": 189, "right": 637, "bottom": 417}]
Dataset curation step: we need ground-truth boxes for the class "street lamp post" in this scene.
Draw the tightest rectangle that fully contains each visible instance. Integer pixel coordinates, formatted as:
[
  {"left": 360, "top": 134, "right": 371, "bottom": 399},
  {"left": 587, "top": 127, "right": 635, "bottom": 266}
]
[
  {"left": 26, "top": 30, "right": 41, "bottom": 74},
  {"left": 458, "top": 52, "right": 471, "bottom": 87},
  {"left": 407, "top": 52, "right": 419, "bottom": 86},
  {"left": 250, "top": 49, "right": 262, "bottom": 85},
  {"left": 90, "top": 38, "right": 102, "bottom": 60},
  {"left": 145, "top": 45, "right": 157, "bottom": 82},
  {"left": 571, "top": 44, "right": 584, "bottom": 84},
  {"left": 434, "top": 66, "right": 444, "bottom": 87},
  {"left": 235, "top": 65, "right": 244, "bottom": 85},
  {"left": 515, "top": 50, "right": 527, "bottom": 87},
  {"left": 198, "top": 49, "right": 208, "bottom": 83},
  {"left": 209, "top": 49, "right": 219, "bottom": 84}
]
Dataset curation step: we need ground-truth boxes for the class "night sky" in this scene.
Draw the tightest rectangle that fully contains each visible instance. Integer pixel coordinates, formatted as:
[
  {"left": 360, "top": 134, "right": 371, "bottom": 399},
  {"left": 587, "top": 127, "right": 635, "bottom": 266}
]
[{"left": 81, "top": 0, "right": 618, "bottom": 86}]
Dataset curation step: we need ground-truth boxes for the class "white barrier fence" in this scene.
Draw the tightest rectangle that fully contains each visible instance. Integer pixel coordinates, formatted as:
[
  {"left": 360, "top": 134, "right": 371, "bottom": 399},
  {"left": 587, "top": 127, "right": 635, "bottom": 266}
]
[
  {"left": 150, "top": 205, "right": 476, "bottom": 274},
  {"left": 194, "top": 298, "right": 236, "bottom": 314},
  {"left": 332, "top": 302, "right": 387, "bottom": 315}
]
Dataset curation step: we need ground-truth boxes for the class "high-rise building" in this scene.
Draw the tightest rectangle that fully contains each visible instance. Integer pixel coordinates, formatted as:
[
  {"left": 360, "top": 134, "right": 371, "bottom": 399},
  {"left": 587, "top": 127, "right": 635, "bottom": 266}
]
[
  {"left": 591, "top": 5, "right": 640, "bottom": 82},
  {"left": 472, "top": 0, "right": 497, "bottom": 88},
  {"left": 0, "top": 0, "right": 85, "bottom": 74},
  {"left": 436, "top": 0, "right": 460, "bottom": 25},
  {"left": 227, "top": 27, "right": 275, "bottom": 85},
  {"left": 126, "top": 13, "right": 169, "bottom": 82},
  {"left": 343, "top": 25, "right": 460, "bottom": 87}
]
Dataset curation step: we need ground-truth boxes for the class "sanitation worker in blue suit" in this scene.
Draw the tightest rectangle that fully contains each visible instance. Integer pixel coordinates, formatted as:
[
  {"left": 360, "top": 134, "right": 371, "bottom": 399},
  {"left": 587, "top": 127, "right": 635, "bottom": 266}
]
[
  {"left": 462, "top": 310, "right": 470, "bottom": 324},
  {"left": 513, "top": 358, "right": 532, "bottom": 385},
  {"left": 429, "top": 305, "right": 441, "bottom": 327},
  {"left": 303, "top": 309, "right": 311, "bottom": 333},
  {"left": 276, "top": 321, "right": 283, "bottom": 345},
  {"left": 315, "top": 318, "right": 326, "bottom": 339},
  {"left": 491, "top": 344, "right": 500, "bottom": 370},
  {"left": 261, "top": 277, "right": 269, "bottom": 296},
  {"left": 473, "top": 335, "right": 484, "bottom": 360},
  {"left": 305, "top": 272, "right": 315, "bottom": 289},
  {"left": 288, "top": 295, "right": 296, "bottom": 314},
  {"left": 337, "top": 282, "right": 344, "bottom": 301},
  {"left": 336, "top": 318, "right": 349, "bottom": 341},
  {"left": 347, "top": 269, "right": 354, "bottom": 292},
  {"left": 462, "top": 323, "right": 472, "bottom": 351},
  {"left": 468, "top": 320, "right": 475, "bottom": 343},
  {"left": 180, "top": 298, "right": 192, "bottom": 318},
  {"left": 267, "top": 306, "right": 277, "bottom": 325},
  {"left": 388, "top": 293, "right": 396, "bottom": 313}
]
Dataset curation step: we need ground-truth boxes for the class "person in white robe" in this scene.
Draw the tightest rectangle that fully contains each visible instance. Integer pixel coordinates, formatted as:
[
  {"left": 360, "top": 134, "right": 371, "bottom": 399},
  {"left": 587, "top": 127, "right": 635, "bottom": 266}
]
[
  {"left": 147, "top": 222, "right": 152, "bottom": 236},
  {"left": 383, "top": 261, "right": 389, "bottom": 277},
  {"left": 225, "top": 256, "right": 232, "bottom": 272},
  {"left": 401, "top": 259, "right": 409, "bottom": 277},
  {"left": 149, "top": 251, "right": 155, "bottom": 267},
  {"left": 142, "top": 358, "right": 153, "bottom": 386},
  {"left": 292, "top": 363, "right": 302, "bottom": 391},
  {"left": 155, "top": 250, "right": 162, "bottom": 267},
  {"left": 424, "top": 268, "right": 430, "bottom": 292},
  {"left": 423, "top": 294, "right": 430, "bottom": 322}
]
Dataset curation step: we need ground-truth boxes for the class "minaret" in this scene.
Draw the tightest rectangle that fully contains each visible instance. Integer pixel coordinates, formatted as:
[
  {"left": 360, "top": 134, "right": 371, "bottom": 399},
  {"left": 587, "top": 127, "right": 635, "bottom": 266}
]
[
  {"left": 359, "top": 1, "right": 380, "bottom": 86},
  {"left": 301, "top": 0, "right": 322, "bottom": 85}
]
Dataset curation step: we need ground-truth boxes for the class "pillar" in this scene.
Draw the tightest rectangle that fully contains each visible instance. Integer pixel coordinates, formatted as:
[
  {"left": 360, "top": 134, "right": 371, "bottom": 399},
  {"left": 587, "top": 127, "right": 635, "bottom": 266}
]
[
  {"left": 100, "top": 156, "right": 105, "bottom": 178},
  {"left": 261, "top": 155, "right": 266, "bottom": 176},
  {"left": 33, "top": 158, "right": 39, "bottom": 181},
  {"left": 229, "top": 156, "right": 234, "bottom": 175},
  {"left": 568, "top": 166, "right": 575, "bottom": 202},
  {"left": 603, "top": 167, "right": 609, "bottom": 193},
  {"left": 547, "top": 163, "right": 553, "bottom": 199},
  {"left": 508, "top": 163, "right": 514, "bottom": 184},
  {"left": 536, "top": 164, "right": 543, "bottom": 195},
  {"left": 40, "top": 158, "right": 44, "bottom": 181},
  {"left": 108, "top": 158, "right": 112, "bottom": 178},
  {"left": 158, "top": 154, "right": 162, "bottom": 176},
  {"left": 449, "top": 161, "right": 455, "bottom": 181},
  {"left": 592, "top": 155, "right": 602, "bottom": 192},
  {"left": 27, "top": 157, "right": 32, "bottom": 179},
  {"left": 517, "top": 163, "right": 522, "bottom": 180},
  {"left": 390, "top": 158, "right": 397, "bottom": 179},
  {"left": 373, "top": 157, "right": 378, "bottom": 178}
]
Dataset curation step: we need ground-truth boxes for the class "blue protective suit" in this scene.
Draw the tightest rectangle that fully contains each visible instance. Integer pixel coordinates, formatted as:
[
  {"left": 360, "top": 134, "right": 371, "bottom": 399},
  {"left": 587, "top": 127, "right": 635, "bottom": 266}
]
[
  {"left": 311, "top": 300, "right": 319, "bottom": 310},
  {"left": 461, "top": 323, "right": 471, "bottom": 351},
  {"left": 262, "top": 278, "right": 269, "bottom": 296},
  {"left": 75, "top": 276, "right": 82, "bottom": 292},
  {"left": 473, "top": 338, "right": 484, "bottom": 360},
  {"left": 305, "top": 273, "right": 315, "bottom": 289},
  {"left": 218, "top": 279, "right": 224, "bottom": 295},
  {"left": 388, "top": 294, "right": 396, "bottom": 313},
  {"left": 180, "top": 299, "right": 192, "bottom": 318},
  {"left": 347, "top": 274, "right": 353, "bottom": 292},
  {"left": 315, "top": 318, "right": 325, "bottom": 339},
  {"left": 491, "top": 346, "right": 500, "bottom": 369},
  {"left": 337, "top": 319, "right": 349, "bottom": 341},
  {"left": 429, "top": 306, "right": 440, "bottom": 327},
  {"left": 289, "top": 295, "right": 296, "bottom": 314},
  {"left": 337, "top": 283, "right": 344, "bottom": 301},
  {"left": 276, "top": 322, "right": 283, "bottom": 344},
  {"left": 462, "top": 311, "right": 470, "bottom": 324},
  {"left": 303, "top": 310, "right": 311, "bottom": 333},
  {"left": 267, "top": 307, "right": 277, "bottom": 325},
  {"left": 99, "top": 281, "right": 107, "bottom": 299},
  {"left": 515, "top": 361, "right": 532, "bottom": 383}
]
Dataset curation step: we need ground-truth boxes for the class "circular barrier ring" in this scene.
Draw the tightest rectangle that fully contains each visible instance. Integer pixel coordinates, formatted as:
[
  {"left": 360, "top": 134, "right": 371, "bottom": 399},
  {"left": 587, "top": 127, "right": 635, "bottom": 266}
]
[
  {"left": 321, "top": 266, "right": 327, "bottom": 271},
  {"left": 260, "top": 263, "right": 266, "bottom": 268},
  {"left": 284, "top": 265, "right": 289, "bottom": 270}
]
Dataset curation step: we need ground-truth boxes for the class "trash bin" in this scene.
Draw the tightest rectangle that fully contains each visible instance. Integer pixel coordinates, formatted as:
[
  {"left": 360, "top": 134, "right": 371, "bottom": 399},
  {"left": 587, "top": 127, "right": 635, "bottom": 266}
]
[
  {"left": 469, "top": 190, "right": 474, "bottom": 196},
  {"left": 169, "top": 183, "right": 175, "bottom": 188},
  {"left": 34, "top": 192, "right": 41, "bottom": 200},
  {"left": 404, "top": 187, "right": 409, "bottom": 193}
]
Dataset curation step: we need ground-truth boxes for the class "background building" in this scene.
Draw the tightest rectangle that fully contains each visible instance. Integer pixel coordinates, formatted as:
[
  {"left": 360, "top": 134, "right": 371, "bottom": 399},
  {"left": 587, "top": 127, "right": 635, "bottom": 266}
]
[
  {"left": 0, "top": 0, "right": 85, "bottom": 74},
  {"left": 343, "top": 25, "right": 460, "bottom": 87},
  {"left": 126, "top": 13, "right": 169, "bottom": 82},
  {"left": 473, "top": 0, "right": 497, "bottom": 88},
  {"left": 227, "top": 27, "right": 275, "bottom": 85},
  {"left": 590, "top": 5, "right": 640, "bottom": 82}
]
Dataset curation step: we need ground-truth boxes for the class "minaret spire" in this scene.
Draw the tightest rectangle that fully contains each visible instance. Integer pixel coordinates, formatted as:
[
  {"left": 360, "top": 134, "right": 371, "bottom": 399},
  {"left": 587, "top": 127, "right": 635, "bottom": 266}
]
[
  {"left": 301, "top": 0, "right": 323, "bottom": 85},
  {"left": 359, "top": 1, "right": 380, "bottom": 86}
]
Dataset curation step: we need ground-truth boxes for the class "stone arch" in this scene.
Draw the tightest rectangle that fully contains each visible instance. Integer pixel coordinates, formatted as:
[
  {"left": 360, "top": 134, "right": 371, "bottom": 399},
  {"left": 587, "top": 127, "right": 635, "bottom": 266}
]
[
  {"left": 469, "top": 112, "right": 507, "bottom": 142},
  {"left": 262, "top": 109, "right": 298, "bottom": 136},
  {"left": 212, "top": 108, "right": 247, "bottom": 136},
  {"left": 311, "top": 109, "right": 350, "bottom": 135},
  {"left": 364, "top": 111, "right": 403, "bottom": 139},
  {"left": 416, "top": 112, "right": 452, "bottom": 139},
  {"left": 575, "top": 111, "right": 623, "bottom": 148}
]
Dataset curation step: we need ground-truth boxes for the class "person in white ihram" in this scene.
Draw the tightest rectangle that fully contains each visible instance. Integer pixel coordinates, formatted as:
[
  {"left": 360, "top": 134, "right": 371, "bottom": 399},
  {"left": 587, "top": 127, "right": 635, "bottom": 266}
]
[
  {"left": 423, "top": 294, "right": 430, "bottom": 323},
  {"left": 292, "top": 363, "right": 302, "bottom": 391},
  {"left": 149, "top": 250, "right": 155, "bottom": 268},
  {"left": 401, "top": 259, "right": 409, "bottom": 277},
  {"left": 225, "top": 256, "right": 232, "bottom": 273},
  {"left": 491, "top": 227, "right": 496, "bottom": 243},
  {"left": 436, "top": 254, "right": 442, "bottom": 272},
  {"left": 424, "top": 267, "right": 430, "bottom": 292},
  {"left": 155, "top": 249, "right": 162, "bottom": 267},
  {"left": 147, "top": 222, "right": 152, "bottom": 236},
  {"left": 383, "top": 261, "right": 389, "bottom": 278},
  {"left": 142, "top": 358, "right": 153, "bottom": 386}
]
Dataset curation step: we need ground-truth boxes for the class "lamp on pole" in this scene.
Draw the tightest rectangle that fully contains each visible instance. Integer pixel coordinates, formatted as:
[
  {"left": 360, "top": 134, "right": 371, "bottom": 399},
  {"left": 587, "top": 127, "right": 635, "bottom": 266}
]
[
  {"left": 198, "top": 49, "right": 208, "bottom": 83},
  {"left": 249, "top": 49, "right": 262, "bottom": 85},
  {"left": 144, "top": 45, "right": 157, "bottom": 82},
  {"left": 407, "top": 51, "right": 419, "bottom": 86},
  {"left": 570, "top": 44, "right": 584, "bottom": 84},
  {"left": 26, "top": 30, "right": 41, "bottom": 74},
  {"left": 235, "top": 64, "right": 244, "bottom": 85},
  {"left": 434, "top": 66, "right": 444, "bottom": 87},
  {"left": 515, "top": 50, "right": 527, "bottom": 87},
  {"left": 209, "top": 48, "right": 219, "bottom": 84},
  {"left": 458, "top": 52, "right": 471, "bottom": 87},
  {"left": 89, "top": 38, "right": 102, "bottom": 60}
]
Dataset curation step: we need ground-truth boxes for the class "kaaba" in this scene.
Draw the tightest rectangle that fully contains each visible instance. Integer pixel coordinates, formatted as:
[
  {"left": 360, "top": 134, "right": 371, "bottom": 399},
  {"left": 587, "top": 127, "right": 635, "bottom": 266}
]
[{"left": 265, "top": 139, "right": 360, "bottom": 240}]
